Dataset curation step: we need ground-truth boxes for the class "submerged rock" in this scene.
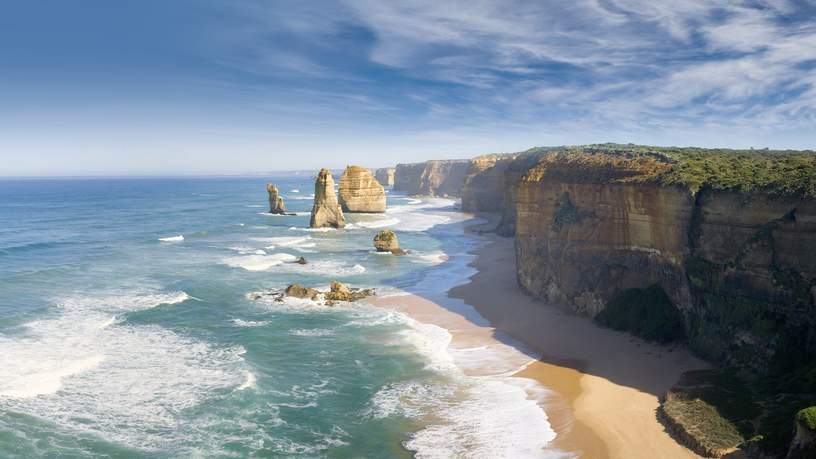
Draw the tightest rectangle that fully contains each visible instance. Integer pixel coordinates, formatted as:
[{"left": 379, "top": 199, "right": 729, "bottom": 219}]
[
  {"left": 310, "top": 169, "right": 346, "bottom": 228},
  {"left": 338, "top": 166, "right": 386, "bottom": 213},
  {"left": 375, "top": 167, "right": 395, "bottom": 187},
  {"left": 294, "top": 256, "right": 308, "bottom": 265},
  {"left": 266, "top": 183, "right": 287, "bottom": 214},
  {"left": 373, "top": 230, "right": 405, "bottom": 255}
]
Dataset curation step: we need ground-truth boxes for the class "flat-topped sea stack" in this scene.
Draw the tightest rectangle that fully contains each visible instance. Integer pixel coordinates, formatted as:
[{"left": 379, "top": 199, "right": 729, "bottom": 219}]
[
  {"left": 338, "top": 166, "right": 386, "bottom": 213},
  {"left": 375, "top": 167, "right": 395, "bottom": 187},
  {"left": 266, "top": 183, "right": 287, "bottom": 214},
  {"left": 309, "top": 169, "right": 346, "bottom": 228}
]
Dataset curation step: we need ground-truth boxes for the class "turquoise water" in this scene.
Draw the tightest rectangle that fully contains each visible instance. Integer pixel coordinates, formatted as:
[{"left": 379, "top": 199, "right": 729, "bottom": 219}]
[{"left": 0, "top": 176, "right": 558, "bottom": 458}]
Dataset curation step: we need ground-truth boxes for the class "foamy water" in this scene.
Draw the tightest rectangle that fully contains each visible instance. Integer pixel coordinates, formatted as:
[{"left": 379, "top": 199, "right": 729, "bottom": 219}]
[{"left": 0, "top": 177, "right": 560, "bottom": 458}]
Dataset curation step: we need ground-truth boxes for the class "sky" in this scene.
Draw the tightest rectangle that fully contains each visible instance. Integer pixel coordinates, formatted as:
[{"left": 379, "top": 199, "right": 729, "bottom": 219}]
[{"left": 1, "top": 0, "right": 815, "bottom": 176}]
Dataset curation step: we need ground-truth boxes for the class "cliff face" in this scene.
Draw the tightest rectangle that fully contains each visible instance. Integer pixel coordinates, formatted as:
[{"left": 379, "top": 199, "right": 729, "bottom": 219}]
[
  {"left": 375, "top": 167, "right": 395, "bottom": 187},
  {"left": 461, "top": 154, "right": 518, "bottom": 212},
  {"left": 510, "top": 149, "right": 816, "bottom": 371},
  {"left": 394, "top": 160, "right": 471, "bottom": 196},
  {"left": 338, "top": 166, "right": 386, "bottom": 213},
  {"left": 310, "top": 169, "right": 346, "bottom": 228}
]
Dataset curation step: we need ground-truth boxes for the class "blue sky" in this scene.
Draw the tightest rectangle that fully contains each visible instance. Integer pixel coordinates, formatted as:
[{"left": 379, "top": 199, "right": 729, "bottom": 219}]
[{"left": 1, "top": 0, "right": 815, "bottom": 175}]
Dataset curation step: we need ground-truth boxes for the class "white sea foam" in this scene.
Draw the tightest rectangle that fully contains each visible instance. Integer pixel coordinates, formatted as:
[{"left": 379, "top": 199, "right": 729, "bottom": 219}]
[
  {"left": 361, "top": 305, "right": 562, "bottom": 459},
  {"left": 237, "top": 370, "right": 257, "bottom": 391},
  {"left": 0, "top": 288, "right": 251, "bottom": 452},
  {"left": 231, "top": 318, "right": 269, "bottom": 328},
  {"left": 412, "top": 250, "right": 449, "bottom": 265},
  {"left": 290, "top": 328, "right": 334, "bottom": 337},
  {"left": 159, "top": 235, "right": 184, "bottom": 242},
  {"left": 223, "top": 253, "right": 299, "bottom": 271},
  {"left": 289, "top": 226, "right": 336, "bottom": 232},
  {"left": 346, "top": 217, "right": 400, "bottom": 229},
  {"left": 275, "top": 259, "right": 366, "bottom": 276},
  {"left": 253, "top": 236, "right": 311, "bottom": 247},
  {"left": 290, "top": 189, "right": 300, "bottom": 193}
]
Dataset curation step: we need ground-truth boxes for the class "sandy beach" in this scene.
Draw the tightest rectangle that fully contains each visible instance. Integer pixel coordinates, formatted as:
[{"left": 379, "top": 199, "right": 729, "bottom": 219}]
[{"left": 374, "top": 230, "right": 708, "bottom": 458}]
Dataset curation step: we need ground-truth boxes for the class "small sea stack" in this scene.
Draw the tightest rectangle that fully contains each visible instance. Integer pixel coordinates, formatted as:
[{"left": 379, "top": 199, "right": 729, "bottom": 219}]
[
  {"left": 310, "top": 169, "right": 346, "bottom": 228},
  {"left": 373, "top": 229, "right": 406, "bottom": 255},
  {"left": 266, "top": 183, "right": 287, "bottom": 214},
  {"left": 338, "top": 166, "right": 386, "bottom": 213},
  {"left": 375, "top": 167, "right": 395, "bottom": 187}
]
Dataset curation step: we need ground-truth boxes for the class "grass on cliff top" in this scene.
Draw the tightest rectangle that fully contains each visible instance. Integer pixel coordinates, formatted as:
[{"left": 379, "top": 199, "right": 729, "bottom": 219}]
[{"left": 520, "top": 143, "right": 816, "bottom": 198}]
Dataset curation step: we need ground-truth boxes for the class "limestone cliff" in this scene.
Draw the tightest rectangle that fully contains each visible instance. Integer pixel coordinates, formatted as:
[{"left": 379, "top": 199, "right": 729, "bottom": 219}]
[
  {"left": 394, "top": 159, "right": 470, "bottom": 196},
  {"left": 266, "top": 183, "right": 287, "bottom": 214},
  {"left": 510, "top": 147, "right": 816, "bottom": 372},
  {"left": 461, "top": 154, "right": 519, "bottom": 213},
  {"left": 338, "top": 166, "right": 386, "bottom": 213},
  {"left": 310, "top": 169, "right": 346, "bottom": 228},
  {"left": 375, "top": 167, "right": 395, "bottom": 187}
]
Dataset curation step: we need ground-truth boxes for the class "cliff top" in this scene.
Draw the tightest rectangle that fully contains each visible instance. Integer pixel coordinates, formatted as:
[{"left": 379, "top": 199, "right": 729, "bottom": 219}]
[{"left": 520, "top": 144, "right": 816, "bottom": 198}]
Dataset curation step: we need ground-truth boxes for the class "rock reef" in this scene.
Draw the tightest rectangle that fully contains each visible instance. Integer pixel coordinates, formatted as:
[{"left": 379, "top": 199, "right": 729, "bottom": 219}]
[
  {"left": 310, "top": 169, "right": 346, "bottom": 228},
  {"left": 373, "top": 229, "right": 405, "bottom": 255},
  {"left": 266, "top": 183, "right": 287, "bottom": 214},
  {"left": 375, "top": 167, "right": 395, "bottom": 187},
  {"left": 338, "top": 166, "right": 386, "bottom": 213}
]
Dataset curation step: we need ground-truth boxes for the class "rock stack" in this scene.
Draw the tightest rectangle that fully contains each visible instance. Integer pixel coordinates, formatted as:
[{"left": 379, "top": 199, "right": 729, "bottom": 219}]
[
  {"left": 309, "top": 169, "right": 346, "bottom": 228},
  {"left": 338, "top": 166, "right": 386, "bottom": 213},
  {"left": 375, "top": 167, "right": 395, "bottom": 187},
  {"left": 266, "top": 183, "right": 287, "bottom": 214},
  {"left": 373, "top": 229, "right": 406, "bottom": 255}
]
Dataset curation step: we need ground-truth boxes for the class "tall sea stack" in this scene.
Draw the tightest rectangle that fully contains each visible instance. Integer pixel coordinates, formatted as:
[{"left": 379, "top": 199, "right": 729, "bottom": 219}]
[
  {"left": 338, "top": 166, "right": 386, "bottom": 213},
  {"left": 309, "top": 169, "right": 346, "bottom": 228},
  {"left": 266, "top": 183, "right": 287, "bottom": 214}
]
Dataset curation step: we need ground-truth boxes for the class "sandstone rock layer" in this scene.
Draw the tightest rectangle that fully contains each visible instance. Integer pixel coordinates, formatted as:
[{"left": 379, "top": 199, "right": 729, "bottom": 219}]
[
  {"left": 310, "top": 169, "right": 346, "bottom": 228},
  {"left": 338, "top": 166, "right": 386, "bottom": 213}
]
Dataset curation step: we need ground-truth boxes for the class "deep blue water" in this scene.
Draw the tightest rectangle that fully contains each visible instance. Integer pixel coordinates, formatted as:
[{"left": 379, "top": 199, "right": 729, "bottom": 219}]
[{"left": 0, "top": 176, "right": 558, "bottom": 458}]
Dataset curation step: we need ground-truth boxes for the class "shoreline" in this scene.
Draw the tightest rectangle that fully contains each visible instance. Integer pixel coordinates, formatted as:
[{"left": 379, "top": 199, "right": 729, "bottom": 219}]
[{"left": 375, "top": 214, "right": 708, "bottom": 458}]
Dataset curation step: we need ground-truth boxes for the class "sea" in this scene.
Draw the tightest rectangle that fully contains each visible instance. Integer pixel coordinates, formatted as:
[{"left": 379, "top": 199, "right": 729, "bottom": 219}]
[{"left": 0, "top": 175, "right": 562, "bottom": 458}]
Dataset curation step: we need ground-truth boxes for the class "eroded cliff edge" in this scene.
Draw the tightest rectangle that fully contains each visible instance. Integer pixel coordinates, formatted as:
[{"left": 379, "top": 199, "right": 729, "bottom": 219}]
[{"left": 394, "top": 159, "right": 471, "bottom": 196}]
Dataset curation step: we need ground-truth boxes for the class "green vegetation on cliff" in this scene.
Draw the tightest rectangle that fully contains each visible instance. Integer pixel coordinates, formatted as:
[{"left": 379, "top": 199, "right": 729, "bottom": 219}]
[
  {"left": 796, "top": 407, "right": 816, "bottom": 430},
  {"left": 521, "top": 143, "right": 816, "bottom": 198},
  {"left": 594, "top": 284, "right": 685, "bottom": 343}
]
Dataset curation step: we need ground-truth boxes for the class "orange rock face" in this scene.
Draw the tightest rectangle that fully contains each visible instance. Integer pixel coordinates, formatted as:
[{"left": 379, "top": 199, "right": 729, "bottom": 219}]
[{"left": 338, "top": 166, "right": 386, "bottom": 213}]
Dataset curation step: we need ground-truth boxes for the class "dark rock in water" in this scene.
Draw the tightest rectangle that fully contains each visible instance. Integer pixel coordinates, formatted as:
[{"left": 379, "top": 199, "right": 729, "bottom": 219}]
[
  {"left": 267, "top": 183, "right": 287, "bottom": 214},
  {"left": 294, "top": 256, "right": 308, "bottom": 265},
  {"left": 284, "top": 284, "right": 319, "bottom": 300}
]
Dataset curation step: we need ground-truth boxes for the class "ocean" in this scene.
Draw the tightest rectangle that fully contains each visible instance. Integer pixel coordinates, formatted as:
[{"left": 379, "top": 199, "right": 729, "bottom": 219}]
[{"left": 0, "top": 175, "right": 559, "bottom": 458}]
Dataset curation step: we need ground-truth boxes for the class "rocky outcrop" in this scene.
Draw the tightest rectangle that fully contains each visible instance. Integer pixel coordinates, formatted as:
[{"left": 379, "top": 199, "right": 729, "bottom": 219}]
[
  {"left": 323, "top": 281, "right": 375, "bottom": 305},
  {"left": 373, "top": 229, "right": 405, "bottom": 255},
  {"left": 267, "top": 183, "right": 287, "bottom": 214},
  {"left": 310, "top": 169, "right": 346, "bottom": 228},
  {"left": 251, "top": 282, "right": 375, "bottom": 306},
  {"left": 394, "top": 159, "right": 471, "bottom": 196},
  {"left": 375, "top": 167, "right": 395, "bottom": 187},
  {"left": 338, "top": 166, "right": 386, "bottom": 213}
]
